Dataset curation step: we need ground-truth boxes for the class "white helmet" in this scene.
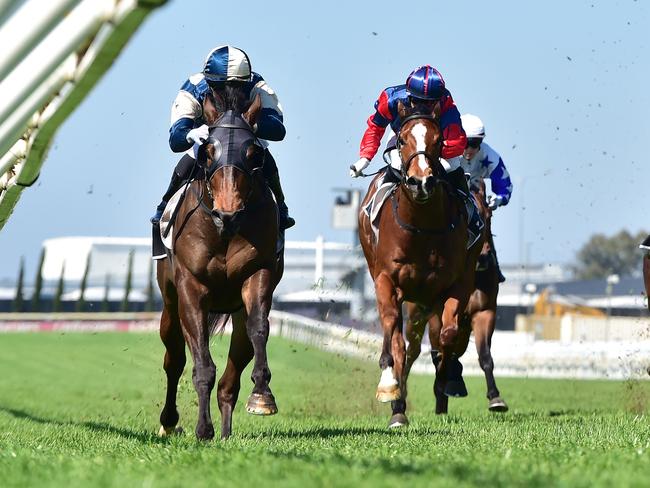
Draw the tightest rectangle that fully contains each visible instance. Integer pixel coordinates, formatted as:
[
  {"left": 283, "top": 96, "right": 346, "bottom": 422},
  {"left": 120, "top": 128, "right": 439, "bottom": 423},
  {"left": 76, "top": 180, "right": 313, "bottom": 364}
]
[{"left": 461, "top": 114, "right": 486, "bottom": 139}]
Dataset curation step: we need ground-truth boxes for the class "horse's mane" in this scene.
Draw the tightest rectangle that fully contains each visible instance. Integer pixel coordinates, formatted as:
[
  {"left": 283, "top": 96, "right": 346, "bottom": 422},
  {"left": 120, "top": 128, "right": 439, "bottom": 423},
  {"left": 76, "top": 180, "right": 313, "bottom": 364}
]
[{"left": 208, "top": 82, "right": 250, "bottom": 114}]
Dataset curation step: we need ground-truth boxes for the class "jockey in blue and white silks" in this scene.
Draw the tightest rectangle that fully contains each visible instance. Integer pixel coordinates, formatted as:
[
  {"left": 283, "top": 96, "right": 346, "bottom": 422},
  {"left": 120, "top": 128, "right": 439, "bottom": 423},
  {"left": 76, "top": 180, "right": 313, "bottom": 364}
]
[
  {"left": 460, "top": 113, "right": 513, "bottom": 281},
  {"left": 151, "top": 45, "right": 294, "bottom": 233},
  {"left": 460, "top": 114, "right": 513, "bottom": 209}
]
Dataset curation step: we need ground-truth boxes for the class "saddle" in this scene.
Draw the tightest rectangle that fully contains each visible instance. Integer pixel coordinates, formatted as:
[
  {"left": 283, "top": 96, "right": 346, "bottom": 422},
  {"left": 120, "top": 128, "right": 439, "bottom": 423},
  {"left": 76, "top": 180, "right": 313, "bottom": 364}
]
[{"left": 152, "top": 181, "right": 285, "bottom": 260}]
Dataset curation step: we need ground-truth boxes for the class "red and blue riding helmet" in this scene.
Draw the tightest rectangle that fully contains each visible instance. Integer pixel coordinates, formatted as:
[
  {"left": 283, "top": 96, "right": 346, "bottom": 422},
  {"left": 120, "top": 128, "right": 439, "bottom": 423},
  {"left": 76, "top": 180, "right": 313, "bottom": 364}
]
[{"left": 405, "top": 65, "right": 446, "bottom": 100}]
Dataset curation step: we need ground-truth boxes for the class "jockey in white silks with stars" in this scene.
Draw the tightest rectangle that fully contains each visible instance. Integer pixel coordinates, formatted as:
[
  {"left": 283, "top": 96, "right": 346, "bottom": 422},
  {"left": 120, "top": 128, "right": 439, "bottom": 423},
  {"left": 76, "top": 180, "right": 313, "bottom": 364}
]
[{"left": 459, "top": 114, "right": 513, "bottom": 282}]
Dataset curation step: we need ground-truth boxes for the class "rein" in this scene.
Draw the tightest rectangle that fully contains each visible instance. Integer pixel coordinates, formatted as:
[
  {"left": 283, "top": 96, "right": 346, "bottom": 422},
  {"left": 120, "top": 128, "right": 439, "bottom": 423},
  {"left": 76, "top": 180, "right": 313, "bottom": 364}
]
[
  {"left": 389, "top": 112, "right": 460, "bottom": 235},
  {"left": 390, "top": 188, "right": 460, "bottom": 235},
  {"left": 199, "top": 111, "right": 266, "bottom": 218}
]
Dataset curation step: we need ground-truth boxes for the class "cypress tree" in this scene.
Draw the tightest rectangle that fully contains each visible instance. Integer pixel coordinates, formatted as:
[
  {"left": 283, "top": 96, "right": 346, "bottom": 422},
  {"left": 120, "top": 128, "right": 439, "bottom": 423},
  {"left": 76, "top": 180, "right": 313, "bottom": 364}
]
[
  {"left": 52, "top": 261, "right": 66, "bottom": 313},
  {"left": 121, "top": 249, "right": 134, "bottom": 312},
  {"left": 76, "top": 252, "right": 92, "bottom": 312},
  {"left": 31, "top": 248, "right": 46, "bottom": 312},
  {"left": 12, "top": 256, "right": 25, "bottom": 312}
]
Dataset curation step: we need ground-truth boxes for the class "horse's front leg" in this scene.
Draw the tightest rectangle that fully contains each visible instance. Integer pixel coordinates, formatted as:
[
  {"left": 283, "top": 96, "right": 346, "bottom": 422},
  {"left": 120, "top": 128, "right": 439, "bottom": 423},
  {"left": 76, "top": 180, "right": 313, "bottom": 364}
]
[
  {"left": 389, "top": 302, "right": 427, "bottom": 427},
  {"left": 438, "top": 292, "right": 471, "bottom": 406},
  {"left": 374, "top": 272, "right": 403, "bottom": 403},
  {"left": 427, "top": 307, "right": 449, "bottom": 414},
  {"left": 177, "top": 276, "right": 215, "bottom": 440},
  {"left": 217, "top": 309, "right": 254, "bottom": 439},
  {"left": 241, "top": 268, "right": 277, "bottom": 415}
]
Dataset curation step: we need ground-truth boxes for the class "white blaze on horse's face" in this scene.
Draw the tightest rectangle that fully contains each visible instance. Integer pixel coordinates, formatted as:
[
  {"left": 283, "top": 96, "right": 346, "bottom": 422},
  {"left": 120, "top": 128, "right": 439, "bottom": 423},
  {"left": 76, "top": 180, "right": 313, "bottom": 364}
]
[{"left": 410, "top": 123, "right": 431, "bottom": 173}]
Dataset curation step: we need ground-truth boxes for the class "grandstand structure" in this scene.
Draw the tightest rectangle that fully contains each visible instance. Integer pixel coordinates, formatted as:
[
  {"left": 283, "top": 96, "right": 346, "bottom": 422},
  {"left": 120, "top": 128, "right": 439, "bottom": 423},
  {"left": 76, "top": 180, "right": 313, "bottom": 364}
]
[{"left": 0, "top": 0, "right": 168, "bottom": 230}]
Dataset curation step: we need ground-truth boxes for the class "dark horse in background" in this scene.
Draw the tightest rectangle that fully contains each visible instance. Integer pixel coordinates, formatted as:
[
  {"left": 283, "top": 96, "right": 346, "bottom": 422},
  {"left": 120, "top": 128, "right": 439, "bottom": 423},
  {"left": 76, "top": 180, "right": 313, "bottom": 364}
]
[
  {"left": 642, "top": 235, "right": 650, "bottom": 312},
  {"left": 394, "top": 180, "right": 508, "bottom": 428},
  {"left": 156, "top": 86, "right": 282, "bottom": 440},
  {"left": 358, "top": 101, "right": 483, "bottom": 428}
]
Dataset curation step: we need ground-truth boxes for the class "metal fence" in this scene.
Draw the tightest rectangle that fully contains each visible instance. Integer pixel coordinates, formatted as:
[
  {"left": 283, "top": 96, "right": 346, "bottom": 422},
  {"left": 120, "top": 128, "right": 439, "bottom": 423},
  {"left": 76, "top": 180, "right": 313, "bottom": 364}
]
[{"left": 0, "top": 0, "right": 168, "bottom": 230}]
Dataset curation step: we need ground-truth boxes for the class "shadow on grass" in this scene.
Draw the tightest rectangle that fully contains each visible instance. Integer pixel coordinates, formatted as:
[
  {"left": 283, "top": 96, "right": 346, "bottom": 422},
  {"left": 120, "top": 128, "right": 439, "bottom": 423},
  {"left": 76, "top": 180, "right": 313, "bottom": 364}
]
[
  {"left": 0, "top": 405, "right": 167, "bottom": 445},
  {"left": 237, "top": 423, "right": 456, "bottom": 440}
]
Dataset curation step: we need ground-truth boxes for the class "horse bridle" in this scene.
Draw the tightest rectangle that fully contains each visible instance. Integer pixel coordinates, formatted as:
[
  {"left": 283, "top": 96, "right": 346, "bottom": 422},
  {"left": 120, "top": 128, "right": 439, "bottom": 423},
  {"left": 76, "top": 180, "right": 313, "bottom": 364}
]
[
  {"left": 390, "top": 112, "right": 459, "bottom": 234},
  {"left": 395, "top": 113, "right": 445, "bottom": 183},
  {"left": 198, "top": 111, "right": 266, "bottom": 217}
]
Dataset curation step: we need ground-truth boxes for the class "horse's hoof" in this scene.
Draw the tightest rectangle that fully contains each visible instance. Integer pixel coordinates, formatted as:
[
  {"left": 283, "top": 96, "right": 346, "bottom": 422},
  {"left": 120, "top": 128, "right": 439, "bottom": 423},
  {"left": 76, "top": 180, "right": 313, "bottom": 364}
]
[
  {"left": 444, "top": 380, "right": 468, "bottom": 398},
  {"left": 388, "top": 413, "right": 409, "bottom": 429},
  {"left": 376, "top": 384, "right": 401, "bottom": 403},
  {"left": 158, "top": 425, "right": 184, "bottom": 437},
  {"left": 246, "top": 393, "right": 278, "bottom": 416},
  {"left": 488, "top": 396, "right": 509, "bottom": 412}
]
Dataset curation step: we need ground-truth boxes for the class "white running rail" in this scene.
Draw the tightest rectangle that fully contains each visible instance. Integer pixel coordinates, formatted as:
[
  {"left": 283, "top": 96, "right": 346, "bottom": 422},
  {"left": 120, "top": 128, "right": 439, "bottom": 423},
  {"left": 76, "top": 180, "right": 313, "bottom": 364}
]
[{"left": 0, "top": 0, "right": 168, "bottom": 230}]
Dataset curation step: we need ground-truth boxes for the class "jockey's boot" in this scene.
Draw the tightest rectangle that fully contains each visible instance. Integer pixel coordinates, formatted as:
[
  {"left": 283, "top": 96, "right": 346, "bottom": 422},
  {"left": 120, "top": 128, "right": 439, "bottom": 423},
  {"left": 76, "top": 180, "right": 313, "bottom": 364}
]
[
  {"left": 266, "top": 171, "right": 295, "bottom": 230},
  {"left": 447, "top": 167, "right": 483, "bottom": 249},
  {"left": 491, "top": 247, "right": 506, "bottom": 283},
  {"left": 150, "top": 170, "right": 184, "bottom": 225},
  {"left": 641, "top": 235, "right": 650, "bottom": 251}
]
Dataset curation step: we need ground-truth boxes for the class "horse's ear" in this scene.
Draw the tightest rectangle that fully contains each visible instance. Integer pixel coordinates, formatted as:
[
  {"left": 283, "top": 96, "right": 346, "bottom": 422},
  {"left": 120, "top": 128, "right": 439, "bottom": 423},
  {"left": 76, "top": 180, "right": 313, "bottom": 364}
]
[
  {"left": 203, "top": 91, "right": 221, "bottom": 126},
  {"left": 244, "top": 93, "right": 262, "bottom": 127},
  {"left": 397, "top": 100, "right": 408, "bottom": 120},
  {"left": 433, "top": 100, "right": 442, "bottom": 119}
]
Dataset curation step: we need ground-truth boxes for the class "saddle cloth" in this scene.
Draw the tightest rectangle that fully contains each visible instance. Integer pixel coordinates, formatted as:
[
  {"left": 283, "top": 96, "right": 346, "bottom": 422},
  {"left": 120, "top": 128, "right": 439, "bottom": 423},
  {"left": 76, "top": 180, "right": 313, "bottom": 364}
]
[
  {"left": 155, "top": 183, "right": 285, "bottom": 258},
  {"left": 362, "top": 168, "right": 483, "bottom": 250},
  {"left": 362, "top": 174, "right": 397, "bottom": 244},
  {"left": 159, "top": 186, "right": 187, "bottom": 252}
]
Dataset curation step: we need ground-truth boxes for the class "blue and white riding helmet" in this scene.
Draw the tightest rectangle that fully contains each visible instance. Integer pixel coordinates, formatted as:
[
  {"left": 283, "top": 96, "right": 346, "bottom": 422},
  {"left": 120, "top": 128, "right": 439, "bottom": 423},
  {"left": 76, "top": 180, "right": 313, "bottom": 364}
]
[
  {"left": 405, "top": 65, "right": 446, "bottom": 100},
  {"left": 202, "top": 45, "right": 252, "bottom": 82}
]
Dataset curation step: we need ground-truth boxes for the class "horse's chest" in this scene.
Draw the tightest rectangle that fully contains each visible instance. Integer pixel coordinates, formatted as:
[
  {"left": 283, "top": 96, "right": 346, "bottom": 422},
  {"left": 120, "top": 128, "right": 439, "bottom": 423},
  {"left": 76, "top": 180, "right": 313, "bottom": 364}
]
[
  {"left": 392, "top": 248, "right": 462, "bottom": 298},
  {"left": 397, "top": 262, "right": 446, "bottom": 292}
]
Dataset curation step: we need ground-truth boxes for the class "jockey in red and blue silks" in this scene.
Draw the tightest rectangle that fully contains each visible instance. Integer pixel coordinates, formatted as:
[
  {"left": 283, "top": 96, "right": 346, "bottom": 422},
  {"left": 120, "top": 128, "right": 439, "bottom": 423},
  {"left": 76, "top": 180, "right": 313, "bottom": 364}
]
[
  {"left": 151, "top": 45, "right": 294, "bottom": 237},
  {"left": 354, "top": 70, "right": 466, "bottom": 166},
  {"left": 350, "top": 65, "right": 483, "bottom": 249}
]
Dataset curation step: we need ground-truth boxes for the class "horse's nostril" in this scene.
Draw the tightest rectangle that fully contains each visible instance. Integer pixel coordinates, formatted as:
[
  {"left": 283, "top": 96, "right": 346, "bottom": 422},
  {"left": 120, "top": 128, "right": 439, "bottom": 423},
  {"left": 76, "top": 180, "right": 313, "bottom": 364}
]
[
  {"left": 406, "top": 176, "right": 419, "bottom": 188},
  {"left": 424, "top": 176, "right": 435, "bottom": 192}
]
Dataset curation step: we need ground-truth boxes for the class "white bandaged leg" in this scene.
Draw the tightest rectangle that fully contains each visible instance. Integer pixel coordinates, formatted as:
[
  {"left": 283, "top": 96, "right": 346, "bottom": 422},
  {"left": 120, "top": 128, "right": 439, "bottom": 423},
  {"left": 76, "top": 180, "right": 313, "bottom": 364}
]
[{"left": 378, "top": 367, "right": 398, "bottom": 388}]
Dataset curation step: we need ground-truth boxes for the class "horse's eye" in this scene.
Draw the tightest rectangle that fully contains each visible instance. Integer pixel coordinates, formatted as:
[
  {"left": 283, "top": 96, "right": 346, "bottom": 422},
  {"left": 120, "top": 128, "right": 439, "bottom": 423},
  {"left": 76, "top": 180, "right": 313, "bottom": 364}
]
[
  {"left": 242, "top": 141, "right": 263, "bottom": 167},
  {"left": 209, "top": 140, "right": 222, "bottom": 165}
]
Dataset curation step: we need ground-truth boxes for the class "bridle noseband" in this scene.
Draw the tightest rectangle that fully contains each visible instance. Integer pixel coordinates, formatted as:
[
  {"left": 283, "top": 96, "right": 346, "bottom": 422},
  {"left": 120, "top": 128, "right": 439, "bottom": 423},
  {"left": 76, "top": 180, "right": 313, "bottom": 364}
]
[
  {"left": 395, "top": 113, "right": 444, "bottom": 183},
  {"left": 390, "top": 112, "right": 459, "bottom": 235}
]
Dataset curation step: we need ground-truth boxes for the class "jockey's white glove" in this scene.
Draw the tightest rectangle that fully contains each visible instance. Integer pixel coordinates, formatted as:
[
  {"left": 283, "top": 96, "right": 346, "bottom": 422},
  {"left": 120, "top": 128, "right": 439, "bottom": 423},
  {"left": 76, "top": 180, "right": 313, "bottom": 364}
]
[
  {"left": 487, "top": 194, "right": 504, "bottom": 210},
  {"left": 186, "top": 124, "right": 210, "bottom": 145},
  {"left": 349, "top": 157, "right": 370, "bottom": 178}
]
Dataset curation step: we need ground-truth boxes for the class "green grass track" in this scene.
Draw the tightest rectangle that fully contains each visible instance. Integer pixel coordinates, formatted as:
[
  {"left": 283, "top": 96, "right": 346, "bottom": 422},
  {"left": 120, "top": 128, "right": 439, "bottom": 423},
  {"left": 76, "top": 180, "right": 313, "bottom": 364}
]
[{"left": 0, "top": 332, "right": 648, "bottom": 487}]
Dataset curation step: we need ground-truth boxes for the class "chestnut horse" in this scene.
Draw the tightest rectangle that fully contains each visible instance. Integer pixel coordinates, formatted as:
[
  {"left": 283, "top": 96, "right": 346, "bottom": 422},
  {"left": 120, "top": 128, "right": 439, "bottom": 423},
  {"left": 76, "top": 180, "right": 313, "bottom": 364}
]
[
  {"left": 390, "top": 181, "right": 507, "bottom": 427},
  {"left": 358, "top": 101, "right": 483, "bottom": 427},
  {"left": 156, "top": 86, "right": 282, "bottom": 440}
]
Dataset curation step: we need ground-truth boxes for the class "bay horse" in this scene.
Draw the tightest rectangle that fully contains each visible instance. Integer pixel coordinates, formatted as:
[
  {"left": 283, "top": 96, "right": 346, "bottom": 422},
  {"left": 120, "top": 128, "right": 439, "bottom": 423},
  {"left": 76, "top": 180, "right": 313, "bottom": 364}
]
[
  {"left": 156, "top": 85, "right": 283, "bottom": 440},
  {"left": 358, "top": 101, "right": 483, "bottom": 427},
  {"left": 391, "top": 180, "right": 507, "bottom": 427}
]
